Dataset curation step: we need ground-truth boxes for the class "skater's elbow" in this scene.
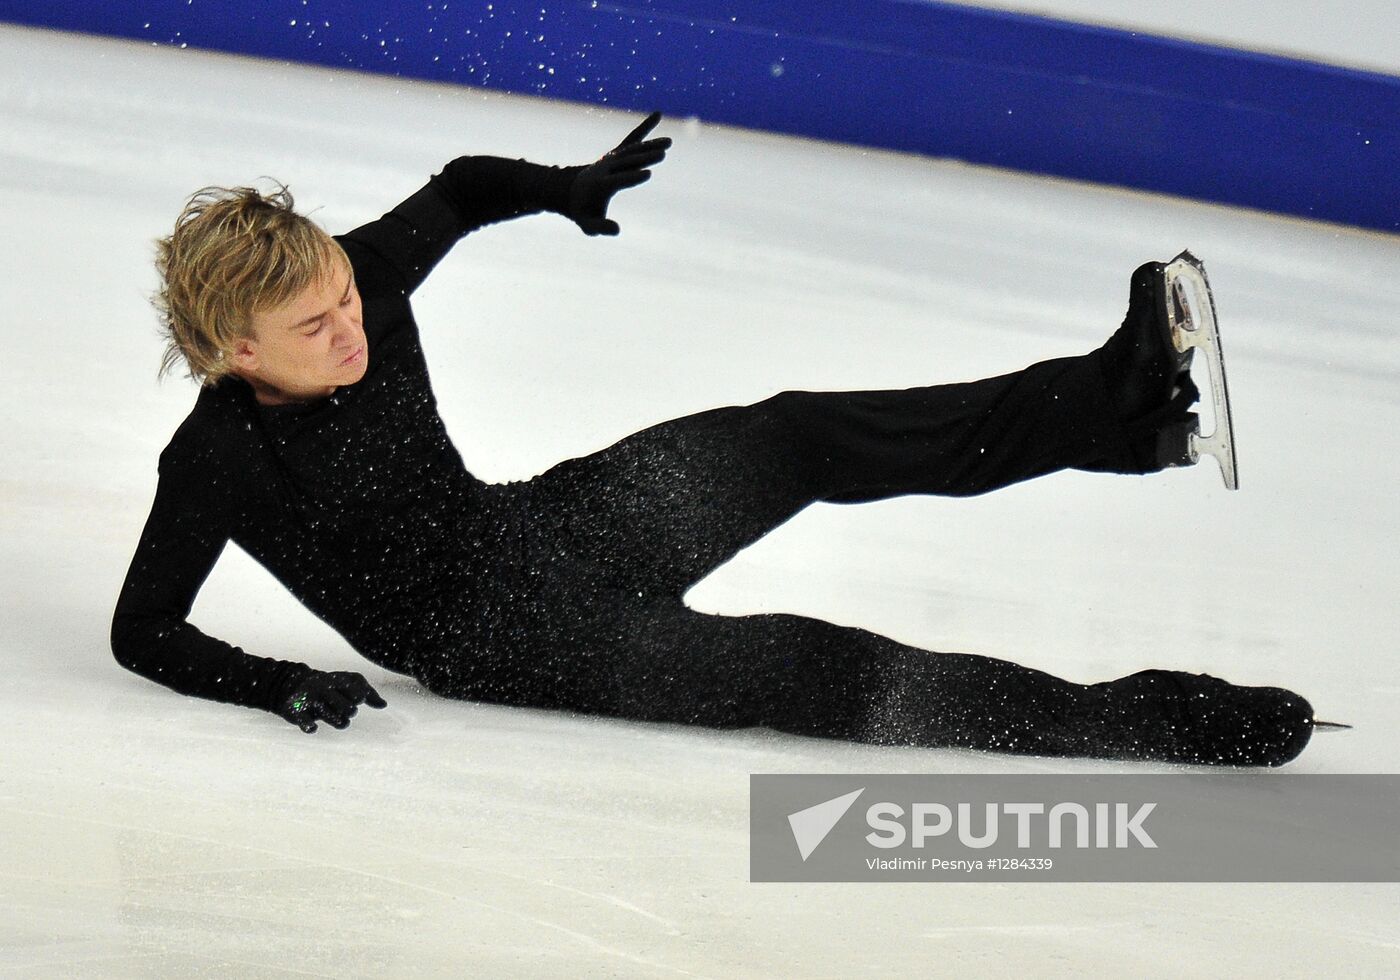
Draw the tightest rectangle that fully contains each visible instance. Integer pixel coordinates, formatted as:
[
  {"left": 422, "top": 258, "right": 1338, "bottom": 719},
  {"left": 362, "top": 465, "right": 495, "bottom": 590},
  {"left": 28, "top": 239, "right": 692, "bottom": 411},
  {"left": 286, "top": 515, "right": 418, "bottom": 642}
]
[
  {"left": 110, "top": 607, "right": 159, "bottom": 673},
  {"left": 110, "top": 609, "right": 138, "bottom": 671}
]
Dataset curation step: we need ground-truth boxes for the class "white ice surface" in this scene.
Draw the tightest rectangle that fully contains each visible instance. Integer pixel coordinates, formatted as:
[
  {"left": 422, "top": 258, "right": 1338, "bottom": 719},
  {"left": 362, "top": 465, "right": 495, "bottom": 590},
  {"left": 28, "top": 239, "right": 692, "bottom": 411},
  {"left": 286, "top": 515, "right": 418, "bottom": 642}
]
[
  {"left": 963, "top": 0, "right": 1400, "bottom": 75},
  {"left": 2, "top": 25, "right": 1399, "bottom": 979}
]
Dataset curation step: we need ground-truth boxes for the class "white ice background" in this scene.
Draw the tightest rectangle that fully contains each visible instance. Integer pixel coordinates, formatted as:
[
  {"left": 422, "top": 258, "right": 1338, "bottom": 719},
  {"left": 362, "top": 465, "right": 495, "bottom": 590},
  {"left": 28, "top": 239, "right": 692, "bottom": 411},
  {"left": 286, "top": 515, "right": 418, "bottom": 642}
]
[
  {"left": 2, "top": 23, "right": 1398, "bottom": 978},
  {"left": 971, "top": 0, "right": 1400, "bottom": 75}
]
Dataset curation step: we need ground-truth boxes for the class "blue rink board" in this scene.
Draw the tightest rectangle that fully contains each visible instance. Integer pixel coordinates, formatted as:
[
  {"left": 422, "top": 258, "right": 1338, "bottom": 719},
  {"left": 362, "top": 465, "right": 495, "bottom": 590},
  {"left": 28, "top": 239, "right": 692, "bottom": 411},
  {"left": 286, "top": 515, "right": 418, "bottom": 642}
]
[{"left": 3, "top": 0, "right": 1397, "bottom": 233}]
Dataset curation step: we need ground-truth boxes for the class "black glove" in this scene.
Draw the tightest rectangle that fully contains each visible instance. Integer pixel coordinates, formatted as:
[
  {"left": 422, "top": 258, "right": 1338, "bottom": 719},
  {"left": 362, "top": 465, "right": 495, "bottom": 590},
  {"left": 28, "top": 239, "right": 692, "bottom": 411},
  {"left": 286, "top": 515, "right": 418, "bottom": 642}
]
[
  {"left": 273, "top": 670, "right": 387, "bottom": 734},
  {"left": 565, "top": 111, "right": 671, "bottom": 236}
]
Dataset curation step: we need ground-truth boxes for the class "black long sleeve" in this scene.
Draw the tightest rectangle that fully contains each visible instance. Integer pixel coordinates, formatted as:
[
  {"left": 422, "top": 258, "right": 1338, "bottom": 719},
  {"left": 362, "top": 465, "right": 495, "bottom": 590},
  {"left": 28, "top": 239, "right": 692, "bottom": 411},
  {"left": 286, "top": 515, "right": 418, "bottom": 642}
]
[
  {"left": 111, "top": 441, "right": 314, "bottom": 712},
  {"left": 339, "top": 156, "right": 581, "bottom": 297},
  {"left": 112, "top": 156, "right": 573, "bottom": 715}
]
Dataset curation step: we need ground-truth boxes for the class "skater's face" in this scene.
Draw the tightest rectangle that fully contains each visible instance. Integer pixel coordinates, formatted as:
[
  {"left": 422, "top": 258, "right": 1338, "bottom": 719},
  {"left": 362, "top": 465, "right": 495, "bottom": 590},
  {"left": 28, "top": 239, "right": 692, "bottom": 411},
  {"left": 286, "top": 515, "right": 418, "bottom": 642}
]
[{"left": 231, "top": 256, "right": 367, "bottom": 405}]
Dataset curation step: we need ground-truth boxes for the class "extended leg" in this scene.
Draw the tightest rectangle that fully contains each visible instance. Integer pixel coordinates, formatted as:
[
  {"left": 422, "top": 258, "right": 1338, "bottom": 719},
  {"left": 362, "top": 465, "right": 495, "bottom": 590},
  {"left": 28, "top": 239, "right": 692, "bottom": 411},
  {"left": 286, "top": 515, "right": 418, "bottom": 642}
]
[
  {"left": 593, "top": 599, "right": 1098, "bottom": 757},
  {"left": 417, "top": 544, "right": 1313, "bottom": 765},
  {"left": 550, "top": 595, "right": 1315, "bottom": 767},
  {"left": 517, "top": 349, "right": 1140, "bottom": 598}
]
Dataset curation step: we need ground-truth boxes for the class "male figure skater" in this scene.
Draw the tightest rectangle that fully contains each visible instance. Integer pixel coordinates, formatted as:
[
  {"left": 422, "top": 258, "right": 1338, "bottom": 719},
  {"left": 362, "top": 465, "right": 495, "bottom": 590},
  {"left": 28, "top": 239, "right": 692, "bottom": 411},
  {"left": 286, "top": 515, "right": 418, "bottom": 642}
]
[{"left": 113, "top": 112, "right": 1318, "bottom": 766}]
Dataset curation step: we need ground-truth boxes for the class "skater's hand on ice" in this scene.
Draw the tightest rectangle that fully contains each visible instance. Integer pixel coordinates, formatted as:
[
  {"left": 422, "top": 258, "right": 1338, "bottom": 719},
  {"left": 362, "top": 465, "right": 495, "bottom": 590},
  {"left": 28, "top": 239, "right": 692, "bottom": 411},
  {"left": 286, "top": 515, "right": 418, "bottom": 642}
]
[
  {"left": 566, "top": 111, "right": 670, "bottom": 236},
  {"left": 274, "top": 670, "right": 387, "bottom": 734}
]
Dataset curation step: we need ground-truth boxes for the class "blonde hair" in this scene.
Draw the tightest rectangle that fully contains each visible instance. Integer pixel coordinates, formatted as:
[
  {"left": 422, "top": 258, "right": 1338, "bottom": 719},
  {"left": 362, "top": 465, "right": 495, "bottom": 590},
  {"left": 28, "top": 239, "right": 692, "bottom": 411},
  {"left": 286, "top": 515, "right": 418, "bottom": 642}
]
[{"left": 152, "top": 181, "right": 349, "bottom": 385}]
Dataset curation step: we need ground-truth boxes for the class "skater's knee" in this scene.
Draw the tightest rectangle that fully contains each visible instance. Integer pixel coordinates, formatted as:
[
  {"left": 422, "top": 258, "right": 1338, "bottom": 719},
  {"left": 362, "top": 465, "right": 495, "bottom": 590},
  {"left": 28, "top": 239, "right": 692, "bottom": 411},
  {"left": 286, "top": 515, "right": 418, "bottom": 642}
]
[
  {"left": 755, "top": 388, "right": 820, "bottom": 424},
  {"left": 750, "top": 390, "right": 841, "bottom": 458}
]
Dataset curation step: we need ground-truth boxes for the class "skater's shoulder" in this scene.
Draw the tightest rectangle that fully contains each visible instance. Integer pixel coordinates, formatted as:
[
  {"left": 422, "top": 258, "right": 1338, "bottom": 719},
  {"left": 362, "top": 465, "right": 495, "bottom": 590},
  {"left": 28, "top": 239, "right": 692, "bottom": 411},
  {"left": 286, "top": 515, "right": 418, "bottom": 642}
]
[
  {"left": 159, "top": 380, "right": 257, "bottom": 473},
  {"left": 333, "top": 230, "right": 411, "bottom": 302},
  {"left": 333, "top": 232, "right": 376, "bottom": 280}
]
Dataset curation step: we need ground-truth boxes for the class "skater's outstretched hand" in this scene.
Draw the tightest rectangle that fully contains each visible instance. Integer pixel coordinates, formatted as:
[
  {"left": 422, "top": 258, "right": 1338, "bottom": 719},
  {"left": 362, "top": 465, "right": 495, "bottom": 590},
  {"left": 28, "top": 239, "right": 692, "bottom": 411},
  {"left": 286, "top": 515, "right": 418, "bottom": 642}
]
[
  {"left": 273, "top": 670, "right": 387, "bottom": 734},
  {"left": 565, "top": 111, "right": 670, "bottom": 236}
]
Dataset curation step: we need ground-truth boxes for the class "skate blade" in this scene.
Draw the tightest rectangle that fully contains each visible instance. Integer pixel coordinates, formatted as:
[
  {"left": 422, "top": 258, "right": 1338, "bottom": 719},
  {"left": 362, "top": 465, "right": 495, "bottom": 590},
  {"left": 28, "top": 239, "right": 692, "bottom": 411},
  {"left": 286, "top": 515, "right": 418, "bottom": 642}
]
[
  {"left": 1162, "top": 251, "right": 1239, "bottom": 490},
  {"left": 1311, "top": 720, "right": 1353, "bottom": 732}
]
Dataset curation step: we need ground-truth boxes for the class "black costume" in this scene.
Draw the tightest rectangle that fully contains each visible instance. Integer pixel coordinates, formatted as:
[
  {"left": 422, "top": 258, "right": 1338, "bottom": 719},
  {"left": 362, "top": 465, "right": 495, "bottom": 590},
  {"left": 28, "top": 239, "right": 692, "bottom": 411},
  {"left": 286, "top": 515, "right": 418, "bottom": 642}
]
[{"left": 113, "top": 153, "right": 1313, "bottom": 765}]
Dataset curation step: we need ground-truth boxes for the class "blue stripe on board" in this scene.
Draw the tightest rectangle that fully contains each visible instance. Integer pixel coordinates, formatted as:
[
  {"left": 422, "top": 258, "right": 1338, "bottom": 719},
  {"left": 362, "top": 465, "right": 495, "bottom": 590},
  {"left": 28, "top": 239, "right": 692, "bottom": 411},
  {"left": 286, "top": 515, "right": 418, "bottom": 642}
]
[{"left": 2, "top": 0, "right": 1395, "bottom": 232}]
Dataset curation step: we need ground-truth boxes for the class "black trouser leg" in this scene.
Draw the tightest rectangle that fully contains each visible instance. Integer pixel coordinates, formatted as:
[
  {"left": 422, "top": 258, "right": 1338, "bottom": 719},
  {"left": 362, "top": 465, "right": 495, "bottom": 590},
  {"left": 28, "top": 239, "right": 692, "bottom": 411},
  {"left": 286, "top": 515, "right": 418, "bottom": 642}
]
[
  {"left": 568, "top": 595, "right": 1098, "bottom": 758},
  {"left": 549, "top": 592, "right": 1309, "bottom": 765},
  {"left": 519, "top": 350, "right": 1139, "bottom": 599}
]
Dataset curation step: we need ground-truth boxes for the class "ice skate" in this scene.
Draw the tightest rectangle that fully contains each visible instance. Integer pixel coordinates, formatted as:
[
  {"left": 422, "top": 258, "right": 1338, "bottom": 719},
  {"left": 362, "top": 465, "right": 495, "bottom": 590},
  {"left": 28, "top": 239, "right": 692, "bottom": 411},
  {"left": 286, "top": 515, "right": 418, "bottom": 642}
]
[
  {"left": 1099, "top": 251, "right": 1238, "bottom": 488},
  {"left": 1089, "top": 669, "right": 1316, "bottom": 767}
]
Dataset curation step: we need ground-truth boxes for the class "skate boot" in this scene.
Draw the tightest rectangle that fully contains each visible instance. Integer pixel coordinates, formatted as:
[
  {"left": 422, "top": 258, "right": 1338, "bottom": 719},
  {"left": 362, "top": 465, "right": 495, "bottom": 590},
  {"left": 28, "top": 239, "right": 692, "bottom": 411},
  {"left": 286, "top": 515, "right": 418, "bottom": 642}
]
[
  {"left": 1100, "top": 261, "right": 1194, "bottom": 419},
  {"left": 1098, "top": 261, "right": 1200, "bottom": 467},
  {"left": 1098, "top": 252, "right": 1239, "bottom": 488},
  {"left": 1088, "top": 669, "right": 1315, "bottom": 767}
]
